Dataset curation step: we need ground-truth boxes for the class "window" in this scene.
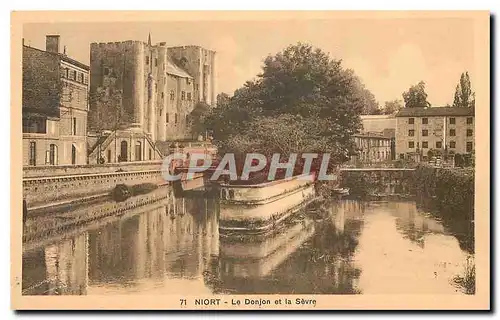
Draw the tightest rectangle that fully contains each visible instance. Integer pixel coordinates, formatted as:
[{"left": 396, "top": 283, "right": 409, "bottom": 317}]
[
  {"left": 399, "top": 153, "right": 405, "bottom": 160},
  {"left": 408, "top": 129, "right": 415, "bottom": 137},
  {"left": 187, "top": 92, "right": 192, "bottom": 101},
  {"left": 466, "top": 142, "right": 473, "bottom": 153},
  {"left": 449, "top": 141, "right": 456, "bottom": 149},
  {"left": 135, "top": 141, "right": 142, "bottom": 161},
  {"left": 60, "top": 68, "right": 67, "bottom": 78},
  {"left": 422, "top": 118, "right": 428, "bottom": 124},
  {"left": 103, "top": 67, "right": 109, "bottom": 76},
  {"left": 83, "top": 74, "right": 88, "bottom": 85},
  {"left": 49, "top": 144, "right": 57, "bottom": 165},
  {"left": 467, "top": 117, "right": 473, "bottom": 125},
  {"left": 29, "top": 141, "right": 36, "bottom": 166},
  {"left": 107, "top": 149, "right": 112, "bottom": 163},
  {"left": 449, "top": 117, "right": 456, "bottom": 125},
  {"left": 181, "top": 91, "right": 186, "bottom": 100},
  {"left": 161, "top": 92, "right": 164, "bottom": 99},
  {"left": 175, "top": 113, "right": 178, "bottom": 124},
  {"left": 146, "top": 56, "right": 149, "bottom": 65},
  {"left": 71, "top": 145, "right": 77, "bottom": 165},
  {"left": 170, "top": 90, "right": 175, "bottom": 101},
  {"left": 422, "top": 129, "right": 428, "bottom": 136},
  {"left": 72, "top": 117, "right": 77, "bottom": 135},
  {"left": 408, "top": 118, "right": 414, "bottom": 124},
  {"left": 187, "top": 78, "right": 191, "bottom": 85},
  {"left": 72, "top": 70, "right": 77, "bottom": 80},
  {"left": 408, "top": 141, "right": 415, "bottom": 149},
  {"left": 79, "top": 73, "right": 84, "bottom": 83},
  {"left": 422, "top": 141, "right": 428, "bottom": 148},
  {"left": 436, "top": 141, "right": 443, "bottom": 149},
  {"left": 155, "top": 83, "right": 157, "bottom": 92},
  {"left": 450, "top": 129, "right": 456, "bottom": 136},
  {"left": 65, "top": 68, "right": 69, "bottom": 78},
  {"left": 166, "top": 113, "right": 169, "bottom": 123},
  {"left": 155, "top": 58, "right": 158, "bottom": 67},
  {"left": 149, "top": 149, "right": 152, "bottom": 160},
  {"left": 467, "top": 129, "right": 473, "bottom": 137}
]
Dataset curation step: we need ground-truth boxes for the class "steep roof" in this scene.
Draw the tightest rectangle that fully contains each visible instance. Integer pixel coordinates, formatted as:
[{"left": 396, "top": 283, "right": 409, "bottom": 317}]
[
  {"left": 166, "top": 57, "right": 193, "bottom": 79},
  {"left": 23, "top": 44, "right": 89, "bottom": 71},
  {"left": 395, "top": 107, "right": 475, "bottom": 117}
]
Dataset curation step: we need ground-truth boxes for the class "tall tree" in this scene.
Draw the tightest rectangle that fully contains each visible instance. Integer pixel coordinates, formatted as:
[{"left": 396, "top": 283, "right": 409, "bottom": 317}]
[
  {"left": 352, "top": 76, "right": 381, "bottom": 115},
  {"left": 204, "top": 43, "right": 365, "bottom": 172},
  {"left": 402, "top": 81, "right": 430, "bottom": 108},
  {"left": 216, "top": 92, "right": 231, "bottom": 108},
  {"left": 383, "top": 99, "right": 403, "bottom": 115},
  {"left": 188, "top": 102, "right": 211, "bottom": 139},
  {"left": 453, "top": 72, "right": 475, "bottom": 108}
]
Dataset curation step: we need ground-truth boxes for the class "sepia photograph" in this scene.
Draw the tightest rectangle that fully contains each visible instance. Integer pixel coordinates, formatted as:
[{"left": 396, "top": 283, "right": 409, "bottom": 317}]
[{"left": 10, "top": 10, "right": 490, "bottom": 310}]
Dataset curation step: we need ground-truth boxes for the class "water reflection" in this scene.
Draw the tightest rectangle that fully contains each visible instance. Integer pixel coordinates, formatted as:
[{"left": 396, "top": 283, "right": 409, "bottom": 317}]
[{"left": 22, "top": 193, "right": 472, "bottom": 295}]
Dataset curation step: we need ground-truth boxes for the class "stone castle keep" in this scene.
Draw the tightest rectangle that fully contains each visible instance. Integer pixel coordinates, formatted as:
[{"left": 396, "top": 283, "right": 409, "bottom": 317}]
[{"left": 89, "top": 34, "right": 216, "bottom": 142}]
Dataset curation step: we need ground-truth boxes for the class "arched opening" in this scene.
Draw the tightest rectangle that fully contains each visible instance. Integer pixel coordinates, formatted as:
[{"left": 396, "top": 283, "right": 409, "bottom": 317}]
[
  {"left": 71, "top": 144, "right": 77, "bottom": 165},
  {"left": 135, "top": 141, "right": 142, "bottom": 161},
  {"left": 120, "top": 141, "right": 128, "bottom": 162}
]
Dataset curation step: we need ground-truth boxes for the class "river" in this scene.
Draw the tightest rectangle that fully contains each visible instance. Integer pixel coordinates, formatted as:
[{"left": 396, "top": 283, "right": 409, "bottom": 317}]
[{"left": 22, "top": 191, "right": 474, "bottom": 295}]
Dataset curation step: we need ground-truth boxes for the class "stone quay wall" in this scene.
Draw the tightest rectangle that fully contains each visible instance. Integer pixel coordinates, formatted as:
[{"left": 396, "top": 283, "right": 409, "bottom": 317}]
[
  {"left": 23, "top": 160, "right": 164, "bottom": 178},
  {"left": 24, "top": 169, "right": 165, "bottom": 208}
]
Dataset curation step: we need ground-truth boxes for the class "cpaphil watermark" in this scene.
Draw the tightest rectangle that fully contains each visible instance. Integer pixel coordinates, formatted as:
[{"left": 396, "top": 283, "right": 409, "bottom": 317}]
[{"left": 161, "top": 153, "right": 337, "bottom": 182}]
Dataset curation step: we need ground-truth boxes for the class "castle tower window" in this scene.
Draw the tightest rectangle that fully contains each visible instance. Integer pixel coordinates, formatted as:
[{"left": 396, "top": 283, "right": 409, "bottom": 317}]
[
  {"left": 146, "top": 56, "right": 149, "bottom": 65},
  {"left": 155, "top": 58, "right": 158, "bottom": 67},
  {"left": 170, "top": 90, "right": 175, "bottom": 101},
  {"left": 181, "top": 91, "right": 186, "bottom": 100},
  {"left": 161, "top": 92, "right": 164, "bottom": 99},
  {"left": 175, "top": 113, "right": 178, "bottom": 124},
  {"left": 166, "top": 113, "right": 169, "bottom": 123}
]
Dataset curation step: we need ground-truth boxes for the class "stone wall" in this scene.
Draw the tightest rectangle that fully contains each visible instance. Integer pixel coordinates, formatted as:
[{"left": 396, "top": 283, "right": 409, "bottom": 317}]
[
  {"left": 23, "top": 160, "right": 163, "bottom": 178},
  {"left": 24, "top": 169, "right": 165, "bottom": 207}
]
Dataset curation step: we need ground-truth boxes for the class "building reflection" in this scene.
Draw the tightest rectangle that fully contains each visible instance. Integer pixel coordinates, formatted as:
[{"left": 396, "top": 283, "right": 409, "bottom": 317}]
[
  {"left": 22, "top": 233, "right": 89, "bottom": 295},
  {"left": 87, "top": 193, "right": 219, "bottom": 288}
]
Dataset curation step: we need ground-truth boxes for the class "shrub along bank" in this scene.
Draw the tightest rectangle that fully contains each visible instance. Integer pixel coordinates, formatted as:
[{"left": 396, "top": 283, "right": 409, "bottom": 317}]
[{"left": 413, "top": 164, "right": 475, "bottom": 253}]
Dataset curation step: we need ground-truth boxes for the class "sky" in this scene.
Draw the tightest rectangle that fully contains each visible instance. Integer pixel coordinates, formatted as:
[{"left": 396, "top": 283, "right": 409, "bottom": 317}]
[{"left": 23, "top": 17, "right": 476, "bottom": 106}]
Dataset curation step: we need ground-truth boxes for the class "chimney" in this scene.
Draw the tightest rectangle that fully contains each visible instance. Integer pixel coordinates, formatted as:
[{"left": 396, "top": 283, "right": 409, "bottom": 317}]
[{"left": 46, "top": 35, "right": 60, "bottom": 53}]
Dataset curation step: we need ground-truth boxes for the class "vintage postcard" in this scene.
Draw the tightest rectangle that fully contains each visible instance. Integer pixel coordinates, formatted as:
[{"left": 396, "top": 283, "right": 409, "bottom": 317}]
[{"left": 11, "top": 11, "right": 490, "bottom": 310}]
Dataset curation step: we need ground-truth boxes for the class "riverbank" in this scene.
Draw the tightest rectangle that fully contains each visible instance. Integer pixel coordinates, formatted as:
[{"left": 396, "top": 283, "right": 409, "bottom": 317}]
[{"left": 413, "top": 164, "right": 475, "bottom": 254}]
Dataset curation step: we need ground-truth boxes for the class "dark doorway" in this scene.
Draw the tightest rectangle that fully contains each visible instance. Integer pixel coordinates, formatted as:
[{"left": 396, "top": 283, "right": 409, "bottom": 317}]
[{"left": 120, "top": 141, "right": 128, "bottom": 162}]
